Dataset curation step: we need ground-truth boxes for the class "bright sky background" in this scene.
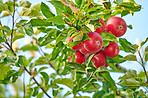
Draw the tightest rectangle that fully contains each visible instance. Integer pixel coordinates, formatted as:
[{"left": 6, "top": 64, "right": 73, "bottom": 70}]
[{"left": 1, "top": 0, "right": 148, "bottom": 97}]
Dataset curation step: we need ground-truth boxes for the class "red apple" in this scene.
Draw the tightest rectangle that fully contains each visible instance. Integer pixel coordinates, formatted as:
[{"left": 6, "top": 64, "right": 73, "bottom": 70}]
[
  {"left": 68, "top": 36, "right": 83, "bottom": 50},
  {"left": 95, "top": 18, "right": 105, "bottom": 34},
  {"left": 84, "top": 32, "right": 103, "bottom": 53},
  {"left": 75, "top": 51, "right": 85, "bottom": 64},
  {"left": 106, "top": 16, "right": 127, "bottom": 37},
  {"left": 79, "top": 45, "right": 93, "bottom": 55},
  {"left": 91, "top": 50, "right": 106, "bottom": 68},
  {"left": 104, "top": 41, "right": 120, "bottom": 57},
  {"left": 104, "top": 63, "right": 109, "bottom": 67},
  {"left": 69, "top": 51, "right": 85, "bottom": 64}
]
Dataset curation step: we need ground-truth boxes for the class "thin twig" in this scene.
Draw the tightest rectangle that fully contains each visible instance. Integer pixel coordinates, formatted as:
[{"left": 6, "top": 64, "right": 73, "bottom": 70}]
[
  {"left": 77, "top": 92, "right": 82, "bottom": 96},
  {"left": 0, "top": 43, "right": 11, "bottom": 51},
  {"left": 92, "top": 83, "right": 98, "bottom": 91},
  {"left": 38, "top": 46, "right": 55, "bottom": 69},
  {"left": 138, "top": 50, "right": 148, "bottom": 82},
  {"left": 24, "top": 67, "right": 51, "bottom": 98},
  {"left": 93, "top": 75, "right": 103, "bottom": 82},
  {"left": 11, "top": 0, "right": 16, "bottom": 47},
  {"left": 32, "top": 36, "right": 55, "bottom": 70}
]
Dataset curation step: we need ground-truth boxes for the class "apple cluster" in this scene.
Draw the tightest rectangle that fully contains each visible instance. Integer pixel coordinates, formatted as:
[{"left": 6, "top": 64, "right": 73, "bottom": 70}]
[{"left": 68, "top": 16, "right": 127, "bottom": 68}]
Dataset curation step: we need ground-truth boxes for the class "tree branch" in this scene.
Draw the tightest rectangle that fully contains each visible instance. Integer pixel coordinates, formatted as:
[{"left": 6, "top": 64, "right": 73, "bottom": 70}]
[
  {"left": 32, "top": 36, "right": 55, "bottom": 70},
  {"left": 11, "top": 0, "right": 16, "bottom": 47},
  {"left": 24, "top": 67, "right": 51, "bottom": 98},
  {"left": 0, "top": 43, "right": 11, "bottom": 51},
  {"left": 138, "top": 50, "right": 148, "bottom": 82}
]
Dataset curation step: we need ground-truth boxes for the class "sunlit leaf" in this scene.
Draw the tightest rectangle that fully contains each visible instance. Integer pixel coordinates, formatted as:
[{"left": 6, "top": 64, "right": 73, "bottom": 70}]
[
  {"left": 30, "top": 18, "right": 52, "bottom": 27},
  {"left": 0, "top": 3, "right": 8, "bottom": 13},
  {"left": 121, "top": 54, "right": 137, "bottom": 61},
  {"left": 118, "top": 78, "right": 141, "bottom": 86},
  {"left": 53, "top": 78, "right": 74, "bottom": 89},
  {"left": 119, "top": 38, "right": 137, "bottom": 53},
  {"left": 40, "top": 72, "right": 49, "bottom": 85},
  {"left": 19, "top": 44, "right": 38, "bottom": 51},
  {"left": 67, "top": 62, "right": 86, "bottom": 72},
  {"left": 0, "top": 63, "right": 11, "bottom": 80},
  {"left": 41, "top": 2, "right": 55, "bottom": 18},
  {"left": 119, "top": 70, "right": 137, "bottom": 79},
  {"left": 47, "top": 15, "right": 64, "bottom": 25},
  {"left": 19, "top": 0, "right": 31, "bottom": 8},
  {"left": 141, "top": 37, "right": 148, "bottom": 46}
]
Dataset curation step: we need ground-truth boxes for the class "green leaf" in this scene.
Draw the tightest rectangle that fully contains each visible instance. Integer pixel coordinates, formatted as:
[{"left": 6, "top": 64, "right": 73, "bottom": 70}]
[
  {"left": 19, "top": 44, "right": 38, "bottom": 51},
  {"left": 121, "top": 54, "right": 137, "bottom": 61},
  {"left": 79, "top": 78, "right": 87, "bottom": 89},
  {"left": 103, "top": 93, "right": 115, "bottom": 98},
  {"left": 48, "top": 1, "right": 64, "bottom": 11},
  {"left": 145, "top": 52, "right": 148, "bottom": 62},
  {"left": 53, "top": 78, "right": 74, "bottom": 89},
  {"left": 119, "top": 70, "right": 137, "bottom": 79},
  {"left": 141, "top": 37, "right": 148, "bottom": 46},
  {"left": 99, "top": 71, "right": 117, "bottom": 91},
  {"left": 73, "top": 34, "right": 83, "bottom": 42},
  {"left": 67, "top": 62, "right": 86, "bottom": 72},
  {"left": 38, "top": 67, "right": 48, "bottom": 72},
  {"left": 145, "top": 46, "right": 148, "bottom": 53},
  {"left": 75, "top": 96, "right": 90, "bottom": 98},
  {"left": 32, "top": 87, "right": 39, "bottom": 96},
  {"left": 47, "top": 15, "right": 64, "bottom": 25},
  {"left": 0, "top": 36, "right": 5, "bottom": 43},
  {"left": 41, "top": 2, "right": 55, "bottom": 18},
  {"left": 85, "top": 53, "right": 95, "bottom": 68},
  {"left": 24, "top": 22, "right": 34, "bottom": 36},
  {"left": 19, "top": 4, "right": 44, "bottom": 19},
  {"left": 19, "top": 0, "right": 31, "bottom": 8},
  {"left": 93, "top": 90, "right": 105, "bottom": 98},
  {"left": 17, "top": 55, "right": 29, "bottom": 67},
  {"left": 102, "top": 41, "right": 110, "bottom": 47},
  {"left": 119, "top": 38, "right": 137, "bottom": 53},
  {"left": 127, "top": 24, "right": 133, "bottom": 29},
  {"left": 103, "top": 81, "right": 111, "bottom": 93},
  {"left": 0, "top": 63, "right": 11, "bottom": 80},
  {"left": 118, "top": 78, "right": 141, "bottom": 86},
  {"left": 13, "top": 30, "right": 25, "bottom": 41},
  {"left": 40, "top": 72, "right": 49, "bottom": 85},
  {"left": 82, "top": 83, "right": 101, "bottom": 93},
  {"left": 53, "top": 89, "right": 58, "bottom": 97},
  {"left": 138, "top": 71, "right": 148, "bottom": 80},
  {"left": 35, "top": 57, "right": 48, "bottom": 66},
  {"left": 116, "top": 0, "right": 136, "bottom": 4},
  {"left": 64, "top": 91, "right": 72, "bottom": 97},
  {"left": 75, "top": 0, "right": 82, "bottom": 5},
  {"left": 107, "top": 55, "right": 126, "bottom": 63},
  {"left": 100, "top": 32, "right": 118, "bottom": 42},
  {"left": 37, "top": 93, "right": 43, "bottom": 98},
  {"left": 118, "top": 2, "right": 141, "bottom": 14},
  {"left": 56, "top": 33, "right": 66, "bottom": 44},
  {"left": 30, "top": 18, "right": 52, "bottom": 27},
  {"left": 0, "top": 3, "right": 8, "bottom": 13},
  {"left": 50, "top": 41, "right": 64, "bottom": 61}
]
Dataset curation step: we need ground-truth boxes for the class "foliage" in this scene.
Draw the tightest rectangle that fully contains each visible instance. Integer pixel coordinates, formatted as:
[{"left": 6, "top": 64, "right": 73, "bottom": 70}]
[{"left": 0, "top": 0, "right": 147, "bottom": 98}]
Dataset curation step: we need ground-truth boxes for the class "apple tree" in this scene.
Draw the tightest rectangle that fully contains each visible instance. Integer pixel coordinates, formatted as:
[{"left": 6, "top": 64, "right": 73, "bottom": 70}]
[{"left": 0, "top": 0, "right": 148, "bottom": 97}]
